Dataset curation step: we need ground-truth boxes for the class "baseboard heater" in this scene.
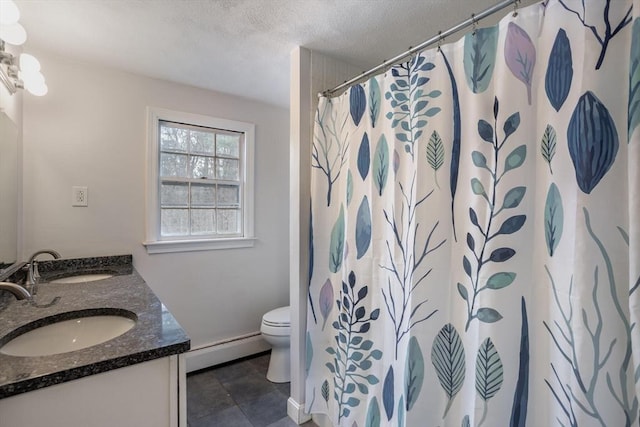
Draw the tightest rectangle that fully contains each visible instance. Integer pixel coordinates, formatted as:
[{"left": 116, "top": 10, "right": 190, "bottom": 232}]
[{"left": 185, "top": 331, "right": 270, "bottom": 373}]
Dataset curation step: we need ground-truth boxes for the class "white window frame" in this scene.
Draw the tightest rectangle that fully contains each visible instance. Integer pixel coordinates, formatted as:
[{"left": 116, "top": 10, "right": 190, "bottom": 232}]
[{"left": 144, "top": 107, "right": 255, "bottom": 254}]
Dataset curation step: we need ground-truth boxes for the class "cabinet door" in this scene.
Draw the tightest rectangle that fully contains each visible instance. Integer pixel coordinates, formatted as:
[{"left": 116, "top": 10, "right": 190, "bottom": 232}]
[{"left": 0, "top": 356, "right": 183, "bottom": 427}]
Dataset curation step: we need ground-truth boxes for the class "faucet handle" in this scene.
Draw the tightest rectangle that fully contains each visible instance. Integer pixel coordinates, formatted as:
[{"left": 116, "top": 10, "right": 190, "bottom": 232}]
[
  {"left": 26, "top": 260, "right": 41, "bottom": 295},
  {"left": 32, "top": 261, "right": 40, "bottom": 282}
]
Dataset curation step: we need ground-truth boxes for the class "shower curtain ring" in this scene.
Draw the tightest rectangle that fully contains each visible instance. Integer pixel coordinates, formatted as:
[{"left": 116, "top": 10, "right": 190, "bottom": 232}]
[
  {"left": 513, "top": 0, "right": 520, "bottom": 17},
  {"left": 437, "top": 31, "right": 443, "bottom": 51},
  {"left": 471, "top": 13, "right": 477, "bottom": 36}
]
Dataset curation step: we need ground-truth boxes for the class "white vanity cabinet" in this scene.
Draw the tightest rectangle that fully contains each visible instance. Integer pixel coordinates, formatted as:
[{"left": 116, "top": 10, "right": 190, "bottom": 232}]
[
  {"left": 0, "top": 355, "right": 186, "bottom": 427},
  {"left": 0, "top": 259, "right": 190, "bottom": 427}
]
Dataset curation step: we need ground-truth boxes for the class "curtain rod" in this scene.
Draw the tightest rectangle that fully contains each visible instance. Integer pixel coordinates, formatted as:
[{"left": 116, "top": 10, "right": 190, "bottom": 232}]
[{"left": 322, "top": 0, "right": 520, "bottom": 98}]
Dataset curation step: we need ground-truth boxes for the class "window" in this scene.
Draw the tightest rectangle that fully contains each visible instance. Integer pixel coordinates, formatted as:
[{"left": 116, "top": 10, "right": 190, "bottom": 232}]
[{"left": 144, "top": 108, "right": 255, "bottom": 253}]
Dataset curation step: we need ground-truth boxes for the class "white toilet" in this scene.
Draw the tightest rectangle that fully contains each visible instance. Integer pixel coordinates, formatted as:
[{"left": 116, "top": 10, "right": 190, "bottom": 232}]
[{"left": 260, "top": 306, "right": 291, "bottom": 383}]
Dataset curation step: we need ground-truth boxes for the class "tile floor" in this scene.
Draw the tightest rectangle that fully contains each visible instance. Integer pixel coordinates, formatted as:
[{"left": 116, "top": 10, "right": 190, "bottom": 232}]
[{"left": 187, "top": 351, "right": 318, "bottom": 427}]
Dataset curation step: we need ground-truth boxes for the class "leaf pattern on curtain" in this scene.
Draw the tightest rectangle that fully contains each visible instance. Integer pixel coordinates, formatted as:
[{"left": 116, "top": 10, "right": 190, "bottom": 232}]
[
  {"left": 372, "top": 135, "right": 389, "bottom": 196},
  {"left": 544, "top": 183, "right": 563, "bottom": 257},
  {"left": 567, "top": 91, "right": 619, "bottom": 194},
  {"left": 505, "top": 23, "right": 536, "bottom": 105},
  {"left": 319, "top": 278, "right": 334, "bottom": 330},
  {"left": 540, "top": 124, "right": 557, "bottom": 174},
  {"left": 544, "top": 209, "right": 639, "bottom": 427},
  {"left": 475, "top": 338, "right": 504, "bottom": 427},
  {"left": 381, "top": 173, "right": 446, "bottom": 357},
  {"left": 322, "top": 379, "right": 330, "bottom": 404},
  {"left": 369, "top": 78, "right": 382, "bottom": 128},
  {"left": 385, "top": 56, "right": 441, "bottom": 159},
  {"left": 463, "top": 27, "right": 499, "bottom": 94},
  {"left": 629, "top": 18, "right": 640, "bottom": 142},
  {"left": 509, "top": 298, "right": 529, "bottom": 427},
  {"left": 545, "top": 28, "right": 573, "bottom": 112},
  {"left": 309, "top": 203, "right": 317, "bottom": 325},
  {"left": 440, "top": 49, "right": 462, "bottom": 242},
  {"left": 427, "top": 130, "right": 445, "bottom": 188},
  {"left": 380, "top": 55, "right": 448, "bottom": 359},
  {"left": 357, "top": 133, "right": 370, "bottom": 181},
  {"left": 431, "top": 323, "right": 466, "bottom": 419},
  {"left": 557, "top": 0, "right": 633, "bottom": 70},
  {"left": 397, "top": 396, "right": 405, "bottom": 427},
  {"left": 329, "top": 205, "right": 345, "bottom": 273},
  {"left": 460, "top": 97, "right": 526, "bottom": 331},
  {"left": 365, "top": 397, "right": 380, "bottom": 427},
  {"left": 306, "top": 1, "right": 638, "bottom": 426},
  {"left": 306, "top": 331, "right": 314, "bottom": 377},
  {"left": 383, "top": 366, "right": 395, "bottom": 421},
  {"left": 404, "top": 336, "right": 425, "bottom": 412},
  {"left": 350, "top": 84, "right": 366, "bottom": 126},
  {"left": 313, "top": 101, "right": 349, "bottom": 207},
  {"left": 326, "top": 271, "right": 382, "bottom": 422},
  {"left": 355, "top": 196, "right": 371, "bottom": 259}
]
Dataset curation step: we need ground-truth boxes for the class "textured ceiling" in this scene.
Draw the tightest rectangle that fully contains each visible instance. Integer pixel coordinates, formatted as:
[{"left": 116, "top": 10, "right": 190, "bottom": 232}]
[{"left": 15, "top": 0, "right": 537, "bottom": 108}]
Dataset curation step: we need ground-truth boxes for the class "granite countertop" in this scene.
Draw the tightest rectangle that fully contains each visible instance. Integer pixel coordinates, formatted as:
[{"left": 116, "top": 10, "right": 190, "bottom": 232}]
[{"left": 0, "top": 255, "right": 190, "bottom": 399}]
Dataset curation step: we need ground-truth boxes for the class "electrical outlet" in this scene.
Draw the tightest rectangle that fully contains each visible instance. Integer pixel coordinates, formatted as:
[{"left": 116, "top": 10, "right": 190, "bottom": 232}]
[{"left": 72, "top": 186, "right": 88, "bottom": 207}]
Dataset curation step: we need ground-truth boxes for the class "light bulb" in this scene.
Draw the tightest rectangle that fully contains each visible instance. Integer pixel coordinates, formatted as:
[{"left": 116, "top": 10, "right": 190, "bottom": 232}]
[
  {"left": 19, "top": 53, "right": 40, "bottom": 73},
  {"left": 0, "top": 1, "right": 20, "bottom": 26},
  {"left": 19, "top": 70, "right": 45, "bottom": 87},
  {"left": 20, "top": 70, "right": 48, "bottom": 96},
  {"left": 0, "top": 22, "right": 26, "bottom": 45},
  {"left": 27, "top": 81, "right": 47, "bottom": 96}
]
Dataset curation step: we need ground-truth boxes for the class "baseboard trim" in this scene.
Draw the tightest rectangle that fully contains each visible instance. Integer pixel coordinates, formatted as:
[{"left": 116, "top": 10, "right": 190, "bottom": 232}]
[
  {"left": 185, "top": 332, "right": 270, "bottom": 373},
  {"left": 287, "top": 397, "right": 312, "bottom": 425}
]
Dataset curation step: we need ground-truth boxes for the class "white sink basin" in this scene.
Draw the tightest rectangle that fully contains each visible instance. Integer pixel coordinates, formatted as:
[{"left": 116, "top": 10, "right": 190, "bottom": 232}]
[
  {"left": 50, "top": 274, "right": 113, "bottom": 284},
  {"left": 0, "top": 314, "right": 136, "bottom": 357}
]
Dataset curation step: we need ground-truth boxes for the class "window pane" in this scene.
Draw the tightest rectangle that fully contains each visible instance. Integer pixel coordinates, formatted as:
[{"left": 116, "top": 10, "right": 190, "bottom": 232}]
[
  {"left": 216, "top": 134, "right": 240, "bottom": 158},
  {"left": 160, "top": 182, "right": 188, "bottom": 207},
  {"left": 190, "top": 155, "right": 215, "bottom": 179},
  {"left": 191, "top": 183, "right": 216, "bottom": 207},
  {"left": 190, "top": 130, "right": 215, "bottom": 156},
  {"left": 217, "top": 184, "right": 240, "bottom": 207},
  {"left": 217, "top": 209, "right": 240, "bottom": 234},
  {"left": 161, "top": 209, "right": 189, "bottom": 236},
  {"left": 216, "top": 158, "right": 239, "bottom": 181},
  {"left": 153, "top": 113, "right": 251, "bottom": 243},
  {"left": 191, "top": 209, "right": 216, "bottom": 235},
  {"left": 160, "top": 153, "right": 188, "bottom": 178},
  {"left": 160, "top": 125, "right": 188, "bottom": 152}
]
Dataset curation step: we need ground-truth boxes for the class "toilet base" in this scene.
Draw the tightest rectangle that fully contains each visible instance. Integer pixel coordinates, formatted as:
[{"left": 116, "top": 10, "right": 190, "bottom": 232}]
[{"left": 266, "top": 346, "right": 290, "bottom": 383}]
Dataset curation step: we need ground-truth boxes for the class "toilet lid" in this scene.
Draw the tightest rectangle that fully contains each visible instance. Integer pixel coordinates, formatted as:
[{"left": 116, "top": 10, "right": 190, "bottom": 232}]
[{"left": 263, "top": 306, "right": 290, "bottom": 327}]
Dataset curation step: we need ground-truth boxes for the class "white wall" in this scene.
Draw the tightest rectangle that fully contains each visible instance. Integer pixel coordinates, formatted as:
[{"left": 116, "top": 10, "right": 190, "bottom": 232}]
[
  {"left": 0, "top": 43, "right": 23, "bottom": 265},
  {"left": 22, "top": 51, "right": 290, "bottom": 351},
  {"left": 0, "top": 113, "right": 19, "bottom": 264}
]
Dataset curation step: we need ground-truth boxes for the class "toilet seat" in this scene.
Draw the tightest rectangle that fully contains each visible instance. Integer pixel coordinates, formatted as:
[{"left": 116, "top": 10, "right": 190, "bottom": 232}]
[
  {"left": 262, "top": 306, "right": 290, "bottom": 326},
  {"left": 261, "top": 306, "right": 290, "bottom": 335}
]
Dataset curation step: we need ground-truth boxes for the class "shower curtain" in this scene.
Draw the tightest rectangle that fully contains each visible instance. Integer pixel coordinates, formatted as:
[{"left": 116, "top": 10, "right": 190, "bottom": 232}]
[{"left": 305, "top": 0, "right": 640, "bottom": 426}]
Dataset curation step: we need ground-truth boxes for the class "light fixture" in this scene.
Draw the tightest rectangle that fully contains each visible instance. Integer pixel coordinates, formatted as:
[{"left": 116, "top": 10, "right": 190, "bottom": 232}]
[
  {"left": 0, "top": 22, "right": 26, "bottom": 45},
  {"left": 0, "top": 0, "right": 47, "bottom": 96},
  {"left": 0, "top": 0, "right": 20, "bottom": 25}
]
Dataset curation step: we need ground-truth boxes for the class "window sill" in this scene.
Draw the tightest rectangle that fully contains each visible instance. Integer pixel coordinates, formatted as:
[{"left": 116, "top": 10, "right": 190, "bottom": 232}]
[{"left": 143, "top": 237, "right": 256, "bottom": 254}]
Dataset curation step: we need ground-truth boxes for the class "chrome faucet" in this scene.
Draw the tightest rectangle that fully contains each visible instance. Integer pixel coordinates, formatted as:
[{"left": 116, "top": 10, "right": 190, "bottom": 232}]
[
  {"left": 26, "top": 249, "right": 61, "bottom": 295},
  {"left": 0, "top": 282, "right": 31, "bottom": 300}
]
